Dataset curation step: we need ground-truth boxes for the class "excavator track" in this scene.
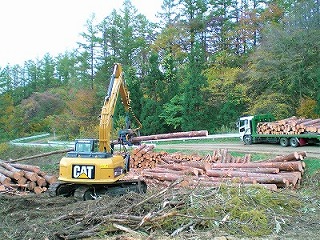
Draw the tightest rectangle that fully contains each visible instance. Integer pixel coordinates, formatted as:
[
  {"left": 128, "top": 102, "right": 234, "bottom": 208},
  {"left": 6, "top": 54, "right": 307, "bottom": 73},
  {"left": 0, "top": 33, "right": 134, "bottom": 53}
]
[{"left": 49, "top": 179, "right": 147, "bottom": 201}]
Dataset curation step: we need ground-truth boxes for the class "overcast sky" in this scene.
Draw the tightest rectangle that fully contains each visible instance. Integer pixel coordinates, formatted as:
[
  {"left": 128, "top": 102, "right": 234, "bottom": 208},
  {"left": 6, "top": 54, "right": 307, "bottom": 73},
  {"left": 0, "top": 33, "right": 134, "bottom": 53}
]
[{"left": 0, "top": 0, "right": 162, "bottom": 67}]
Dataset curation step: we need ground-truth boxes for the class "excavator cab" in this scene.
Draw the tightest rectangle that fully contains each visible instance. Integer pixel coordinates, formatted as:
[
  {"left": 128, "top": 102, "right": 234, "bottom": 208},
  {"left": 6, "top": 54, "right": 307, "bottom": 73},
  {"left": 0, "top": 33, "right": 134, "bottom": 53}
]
[{"left": 66, "top": 139, "right": 113, "bottom": 158}]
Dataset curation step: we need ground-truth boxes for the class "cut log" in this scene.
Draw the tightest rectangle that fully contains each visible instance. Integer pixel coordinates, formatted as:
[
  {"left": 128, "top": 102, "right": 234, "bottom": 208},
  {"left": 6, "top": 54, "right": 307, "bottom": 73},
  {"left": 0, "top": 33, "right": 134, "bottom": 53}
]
[
  {"left": 131, "top": 130, "right": 208, "bottom": 143},
  {"left": 33, "top": 186, "right": 45, "bottom": 194},
  {"left": 27, "top": 181, "right": 37, "bottom": 191},
  {"left": 216, "top": 167, "right": 279, "bottom": 174},
  {"left": 40, "top": 173, "right": 58, "bottom": 184},
  {"left": 36, "top": 176, "right": 47, "bottom": 187},
  {"left": 132, "top": 144, "right": 147, "bottom": 155},
  {"left": 142, "top": 171, "right": 183, "bottom": 182},
  {"left": 0, "top": 167, "right": 23, "bottom": 180},
  {"left": 17, "top": 177, "right": 27, "bottom": 185},
  {"left": 0, "top": 162, "right": 24, "bottom": 177},
  {"left": 300, "top": 119, "right": 320, "bottom": 127},
  {"left": 263, "top": 152, "right": 306, "bottom": 162},
  {"left": 156, "top": 164, "right": 204, "bottom": 176},
  {"left": 23, "top": 171, "right": 38, "bottom": 182},
  {"left": 0, "top": 173, "right": 11, "bottom": 185},
  {"left": 10, "top": 163, "right": 41, "bottom": 173},
  {"left": 205, "top": 169, "right": 283, "bottom": 179},
  {"left": 206, "top": 161, "right": 304, "bottom": 172}
]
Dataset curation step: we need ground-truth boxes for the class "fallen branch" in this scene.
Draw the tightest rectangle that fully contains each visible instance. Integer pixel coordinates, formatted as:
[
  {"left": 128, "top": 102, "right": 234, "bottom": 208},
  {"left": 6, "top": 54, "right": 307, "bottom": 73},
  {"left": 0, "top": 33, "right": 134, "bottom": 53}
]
[
  {"left": 7, "top": 148, "right": 73, "bottom": 163},
  {"left": 125, "top": 178, "right": 184, "bottom": 213}
]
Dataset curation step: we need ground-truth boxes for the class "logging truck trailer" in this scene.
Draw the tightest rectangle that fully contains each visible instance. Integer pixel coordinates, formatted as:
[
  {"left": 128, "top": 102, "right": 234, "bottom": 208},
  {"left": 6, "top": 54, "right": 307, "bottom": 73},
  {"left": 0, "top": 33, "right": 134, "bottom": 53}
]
[{"left": 238, "top": 114, "right": 320, "bottom": 147}]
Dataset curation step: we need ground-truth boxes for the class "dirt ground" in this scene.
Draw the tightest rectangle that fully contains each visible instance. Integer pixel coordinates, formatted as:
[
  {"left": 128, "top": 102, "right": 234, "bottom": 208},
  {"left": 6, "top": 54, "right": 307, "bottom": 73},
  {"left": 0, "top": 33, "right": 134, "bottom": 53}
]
[{"left": 0, "top": 142, "right": 319, "bottom": 240}]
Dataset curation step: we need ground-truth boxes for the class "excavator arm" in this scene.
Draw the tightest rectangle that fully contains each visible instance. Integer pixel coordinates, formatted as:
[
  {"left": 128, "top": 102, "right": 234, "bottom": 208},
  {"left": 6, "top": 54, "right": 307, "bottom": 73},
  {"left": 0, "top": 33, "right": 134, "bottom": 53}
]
[{"left": 98, "top": 63, "right": 141, "bottom": 152}]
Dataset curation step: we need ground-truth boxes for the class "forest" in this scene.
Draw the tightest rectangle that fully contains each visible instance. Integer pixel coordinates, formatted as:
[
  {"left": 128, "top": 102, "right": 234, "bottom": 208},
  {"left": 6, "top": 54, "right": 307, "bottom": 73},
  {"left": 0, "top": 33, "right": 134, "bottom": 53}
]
[{"left": 0, "top": 0, "right": 319, "bottom": 141}]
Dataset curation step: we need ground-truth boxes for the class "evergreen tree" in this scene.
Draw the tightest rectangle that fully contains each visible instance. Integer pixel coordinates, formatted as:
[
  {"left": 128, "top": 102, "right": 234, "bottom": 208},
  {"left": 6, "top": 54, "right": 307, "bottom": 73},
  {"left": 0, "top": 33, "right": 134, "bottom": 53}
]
[
  {"left": 0, "top": 93, "right": 15, "bottom": 139},
  {"left": 39, "top": 53, "right": 58, "bottom": 89},
  {"left": 77, "top": 14, "right": 101, "bottom": 89},
  {"left": 182, "top": 41, "right": 207, "bottom": 131},
  {"left": 55, "top": 51, "right": 78, "bottom": 86},
  {"left": 140, "top": 52, "right": 167, "bottom": 134}
]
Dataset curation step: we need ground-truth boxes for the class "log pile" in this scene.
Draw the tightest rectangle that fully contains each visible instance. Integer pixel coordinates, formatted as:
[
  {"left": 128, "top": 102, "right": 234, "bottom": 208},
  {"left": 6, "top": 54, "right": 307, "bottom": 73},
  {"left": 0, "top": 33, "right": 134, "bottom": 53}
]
[
  {"left": 130, "top": 144, "right": 203, "bottom": 169},
  {"left": 257, "top": 116, "right": 320, "bottom": 135},
  {"left": 130, "top": 145, "right": 307, "bottom": 190},
  {"left": 0, "top": 162, "right": 57, "bottom": 195}
]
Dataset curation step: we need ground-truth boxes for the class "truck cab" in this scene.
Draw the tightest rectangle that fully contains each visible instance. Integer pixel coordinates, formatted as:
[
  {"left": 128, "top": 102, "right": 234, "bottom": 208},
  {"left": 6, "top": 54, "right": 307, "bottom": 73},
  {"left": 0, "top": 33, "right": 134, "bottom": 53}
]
[
  {"left": 238, "top": 116, "right": 254, "bottom": 144},
  {"left": 238, "top": 114, "right": 276, "bottom": 145}
]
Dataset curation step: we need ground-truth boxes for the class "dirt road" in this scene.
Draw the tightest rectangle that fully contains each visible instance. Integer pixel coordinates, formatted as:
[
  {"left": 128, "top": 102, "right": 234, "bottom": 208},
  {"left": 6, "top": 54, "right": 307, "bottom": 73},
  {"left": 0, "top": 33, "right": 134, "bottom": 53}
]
[{"left": 157, "top": 142, "right": 320, "bottom": 159}]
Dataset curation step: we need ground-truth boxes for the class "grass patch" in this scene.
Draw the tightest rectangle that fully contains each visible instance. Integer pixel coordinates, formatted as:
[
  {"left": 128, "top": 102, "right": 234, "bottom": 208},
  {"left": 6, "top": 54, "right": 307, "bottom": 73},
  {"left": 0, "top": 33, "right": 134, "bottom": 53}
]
[
  {"left": 303, "top": 159, "right": 320, "bottom": 176},
  {"left": 0, "top": 143, "right": 64, "bottom": 174}
]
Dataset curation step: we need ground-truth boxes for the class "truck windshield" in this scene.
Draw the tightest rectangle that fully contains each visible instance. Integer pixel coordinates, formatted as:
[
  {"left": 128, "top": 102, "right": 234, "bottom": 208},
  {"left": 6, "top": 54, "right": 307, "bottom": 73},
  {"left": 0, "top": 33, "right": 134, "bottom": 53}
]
[{"left": 239, "top": 120, "right": 248, "bottom": 127}]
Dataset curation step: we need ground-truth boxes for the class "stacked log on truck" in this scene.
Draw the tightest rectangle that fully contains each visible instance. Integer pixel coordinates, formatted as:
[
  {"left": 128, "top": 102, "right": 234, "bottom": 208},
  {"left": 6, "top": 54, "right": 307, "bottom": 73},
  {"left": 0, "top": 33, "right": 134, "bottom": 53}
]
[
  {"left": 129, "top": 144, "right": 307, "bottom": 191},
  {"left": 239, "top": 114, "right": 320, "bottom": 146},
  {"left": 257, "top": 116, "right": 320, "bottom": 135},
  {"left": 0, "top": 161, "right": 57, "bottom": 195}
]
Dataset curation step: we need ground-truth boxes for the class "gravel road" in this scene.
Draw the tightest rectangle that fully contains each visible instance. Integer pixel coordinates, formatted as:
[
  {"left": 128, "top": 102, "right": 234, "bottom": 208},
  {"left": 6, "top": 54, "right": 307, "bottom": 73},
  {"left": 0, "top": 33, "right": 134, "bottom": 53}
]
[{"left": 157, "top": 142, "right": 320, "bottom": 159}]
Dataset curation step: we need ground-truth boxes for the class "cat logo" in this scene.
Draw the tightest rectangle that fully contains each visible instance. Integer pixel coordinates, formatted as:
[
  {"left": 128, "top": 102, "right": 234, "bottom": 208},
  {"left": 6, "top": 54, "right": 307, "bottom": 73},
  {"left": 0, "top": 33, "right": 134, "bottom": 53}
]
[{"left": 72, "top": 165, "right": 95, "bottom": 179}]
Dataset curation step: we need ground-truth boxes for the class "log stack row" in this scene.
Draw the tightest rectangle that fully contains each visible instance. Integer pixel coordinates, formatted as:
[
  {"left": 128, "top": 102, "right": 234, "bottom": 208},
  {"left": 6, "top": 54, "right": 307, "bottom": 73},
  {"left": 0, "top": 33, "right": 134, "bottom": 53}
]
[
  {"left": 257, "top": 116, "right": 320, "bottom": 135},
  {"left": 0, "top": 162, "right": 57, "bottom": 195},
  {"left": 130, "top": 145, "right": 307, "bottom": 190}
]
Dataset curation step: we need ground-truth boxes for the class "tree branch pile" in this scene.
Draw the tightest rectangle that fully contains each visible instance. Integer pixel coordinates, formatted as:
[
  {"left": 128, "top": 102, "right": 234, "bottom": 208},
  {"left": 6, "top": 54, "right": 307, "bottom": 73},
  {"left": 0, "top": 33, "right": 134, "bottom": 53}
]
[
  {"left": 130, "top": 145, "right": 307, "bottom": 190},
  {"left": 1, "top": 178, "right": 305, "bottom": 239},
  {"left": 257, "top": 116, "right": 320, "bottom": 134},
  {"left": 0, "top": 162, "right": 57, "bottom": 195}
]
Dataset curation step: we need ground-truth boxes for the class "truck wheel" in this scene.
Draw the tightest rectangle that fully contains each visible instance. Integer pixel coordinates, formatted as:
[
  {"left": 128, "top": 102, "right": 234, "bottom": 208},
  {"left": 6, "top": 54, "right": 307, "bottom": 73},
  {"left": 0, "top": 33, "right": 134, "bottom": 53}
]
[
  {"left": 243, "top": 135, "right": 252, "bottom": 145},
  {"left": 279, "top": 138, "right": 289, "bottom": 147},
  {"left": 289, "top": 137, "right": 300, "bottom": 147}
]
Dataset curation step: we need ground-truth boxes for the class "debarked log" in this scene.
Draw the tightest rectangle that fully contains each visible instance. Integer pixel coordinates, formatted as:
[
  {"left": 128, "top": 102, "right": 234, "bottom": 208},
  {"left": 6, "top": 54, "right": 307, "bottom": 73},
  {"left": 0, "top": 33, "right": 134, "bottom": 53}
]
[
  {"left": 156, "top": 164, "right": 205, "bottom": 176},
  {"left": 131, "top": 130, "right": 208, "bottom": 143},
  {"left": 0, "top": 162, "right": 24, "bottom": 177},
  {"left": 142, "top": 171, "right": 182, "bottom": 182},
  {"left": 206, "top": 161, "right": 304, "bottom": 172},
  {"left": 0, "top": 167, "right": 23, "bottom": 180},
  {"left": 10, "top": 163, "right": 41, "bottom": 173},
  {"left": 263, "top": 152, "right": 307, "bottom": 162}
]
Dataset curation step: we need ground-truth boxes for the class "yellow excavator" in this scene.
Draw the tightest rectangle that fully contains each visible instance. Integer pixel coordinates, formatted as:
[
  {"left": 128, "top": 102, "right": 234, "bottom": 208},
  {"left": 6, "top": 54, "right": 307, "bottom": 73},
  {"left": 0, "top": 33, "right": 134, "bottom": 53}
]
[{"left": 48, "top": 63, "right": 147, "bottom": 200}]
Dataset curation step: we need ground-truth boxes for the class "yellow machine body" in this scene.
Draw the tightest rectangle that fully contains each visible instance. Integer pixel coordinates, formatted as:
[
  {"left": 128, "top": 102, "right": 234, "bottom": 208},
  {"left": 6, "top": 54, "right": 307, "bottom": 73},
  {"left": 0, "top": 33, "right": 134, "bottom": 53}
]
[{"left": 58, "top": 154, "right": 125, "bottom": 184}]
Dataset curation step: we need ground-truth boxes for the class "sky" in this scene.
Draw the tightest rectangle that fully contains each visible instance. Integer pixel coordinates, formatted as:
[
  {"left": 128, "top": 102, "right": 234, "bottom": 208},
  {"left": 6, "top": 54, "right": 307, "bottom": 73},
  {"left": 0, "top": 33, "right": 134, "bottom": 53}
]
[{"left": 0, "top": 0, "right": 162, "bottom": 67}]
